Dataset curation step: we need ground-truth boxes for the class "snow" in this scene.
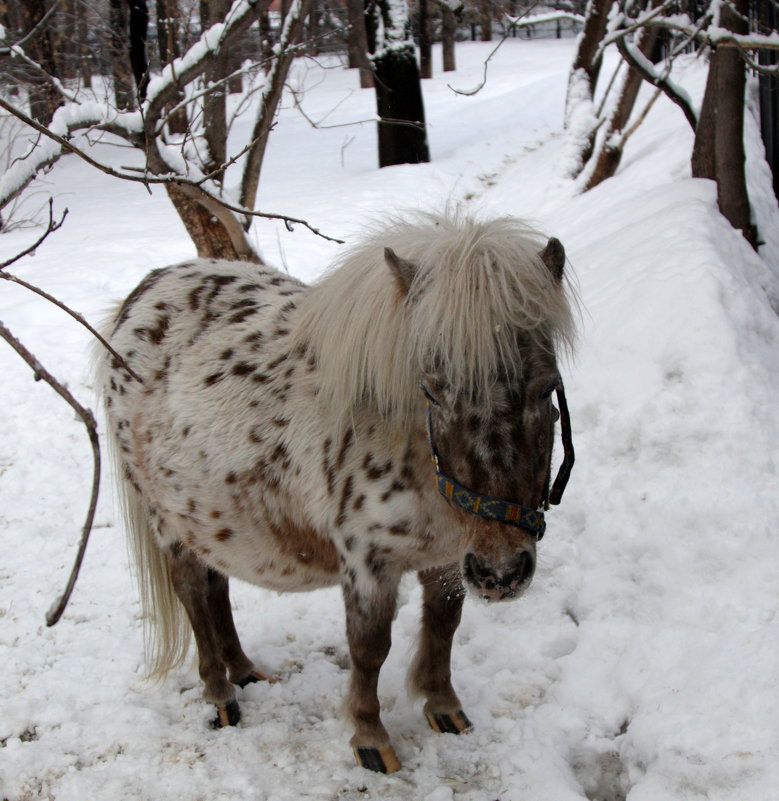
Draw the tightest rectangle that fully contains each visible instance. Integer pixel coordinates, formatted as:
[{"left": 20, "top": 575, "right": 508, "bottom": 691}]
[{"left": 1, "top": 40, "right": 778, "bottom": 801}]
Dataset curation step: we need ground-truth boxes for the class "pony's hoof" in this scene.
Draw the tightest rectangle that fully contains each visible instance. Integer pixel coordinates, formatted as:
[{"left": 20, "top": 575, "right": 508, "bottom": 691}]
[
  {"left": 235, "top": 669, "right": 277, "bottom": 688},
  {"left": 211, "top": 699, "right": 241, "bottom": 728},
  {"left": 353, "top": 744, "right": 401, "bottom": 773},
  {"left": 425, "top": 709, "right": 473, "bottom": 735}
]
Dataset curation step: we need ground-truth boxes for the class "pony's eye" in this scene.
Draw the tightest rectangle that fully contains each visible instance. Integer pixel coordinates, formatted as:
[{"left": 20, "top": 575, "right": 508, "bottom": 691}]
[
  {"left": 420, "top": 384, "right": 440, "bottom": 406},
  {"left": 552, "top": 406, "right": 560, "bottom": 422}
]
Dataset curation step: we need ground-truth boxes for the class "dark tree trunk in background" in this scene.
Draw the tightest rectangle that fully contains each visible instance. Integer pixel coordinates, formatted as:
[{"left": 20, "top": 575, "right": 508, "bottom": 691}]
[
  {"left": 441, "top": 5, "right": 456, "bottom": 72},
  {"left": 480, "top": 0, "right": 492, "bottom": 41},
  {"left": 78, "top": 6, "right": 92, "bottom": 89},
  {"left": 128, "top": 0, "right": 150, "bottom": 102},
  {"left": 692, "top": 0, "right": 756, "bottom": 247},
  {"left": 156, "top": 0, "right": 188, "bottom": 133},
  {"left": 260, "top": 9, "right": 274, "bottom": 73},
  {"left": 756, "top": 0, "right": 778, "bottom": 201},
  {"left": 307, "top": 0, "right": 320, "bottom": 56},
  {"left": 109, "top": 0, "right": 135, "bottom": 109},
  {"left": 373, "top": 43, "right": 430, "bottom": 167},
  {"left": 347, "top": 0, "right": 375, "bottom": 88},
  {"left": 200, "top": 0, "right": 231, "bottom": 177},
  {"left": 419, "top": 0, "right": 433, "bottom": 79},
  {"left": 19, "top": 0, "right": 62, "bottom": 124},
  {"left": 691, "top": 55, "right": 717, "bottom": 181}
]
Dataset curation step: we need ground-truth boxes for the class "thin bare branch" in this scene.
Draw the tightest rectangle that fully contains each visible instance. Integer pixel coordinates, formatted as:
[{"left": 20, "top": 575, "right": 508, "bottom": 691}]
[
  {"left": 448, "top": 0, "right": 544, "bottom": 96},
  {"left": 0, "top": 321, "right": 101, "bottom": 627},
  {"left": 0, "top": 0, "right": 62, "bottom": 54},
  {"left": 0, "top": 198, "right": 67, "bottom": 269},
  {"left": 0, "top": 201, "right": 144, "bottom": 382}
]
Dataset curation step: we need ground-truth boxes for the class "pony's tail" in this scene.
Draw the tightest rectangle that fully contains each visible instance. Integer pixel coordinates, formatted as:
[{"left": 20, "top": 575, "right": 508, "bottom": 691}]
[
  {"left": 119, "top": 476, "right": 191, "bottom": 679},
  {"left": 93, "top": 321, "right": 191, "bottom": 680}
]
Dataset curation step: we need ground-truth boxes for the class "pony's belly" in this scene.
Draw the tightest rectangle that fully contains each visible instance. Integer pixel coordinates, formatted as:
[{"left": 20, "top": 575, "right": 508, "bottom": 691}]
[
  {"left": 168, "top": 502, "right": 342, "bottom": 593},
  {"left": 204, "top": 546, "right": 341, "bottom": 593}
]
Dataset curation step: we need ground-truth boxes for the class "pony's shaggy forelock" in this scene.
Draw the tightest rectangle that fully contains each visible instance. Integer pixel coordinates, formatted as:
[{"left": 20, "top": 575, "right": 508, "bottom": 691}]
[{"left": 293, "top": 211, "right": 576, "bottom": 426}]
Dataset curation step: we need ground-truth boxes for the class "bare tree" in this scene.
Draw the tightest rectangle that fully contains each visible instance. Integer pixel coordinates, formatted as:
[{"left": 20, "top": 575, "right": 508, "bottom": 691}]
[
  {"left": 440, "top": 1, "right": 460, "bottom": 72},
  {"left": 371, "top": 0, "right": 431, "bottom": 167},
  {"left": 346, "top": 0, "right": 375, "bottom": 87},
  {"left": 419, "top": 0, "right": 433, "bottom": 78},
  {"left": 556, "top": 0, "right": 779, "bottom": 246},
  {"left": 0, "top": 0, "right": 339, "bottom": 263}
]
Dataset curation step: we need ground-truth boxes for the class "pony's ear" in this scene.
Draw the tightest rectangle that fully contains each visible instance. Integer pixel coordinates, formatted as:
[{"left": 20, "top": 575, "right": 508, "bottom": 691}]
[
  {"left": 539, "top": 237, "right": 565, "bottom": 282},
  {"left": 384, "top": 247, "right": 418, "bottom": 295}
]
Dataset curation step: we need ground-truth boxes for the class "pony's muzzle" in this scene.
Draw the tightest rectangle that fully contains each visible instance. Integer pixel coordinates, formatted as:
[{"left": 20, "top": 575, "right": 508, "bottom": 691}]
[{"left": 463, "top": 550, "right": 536, "bottom": 602}]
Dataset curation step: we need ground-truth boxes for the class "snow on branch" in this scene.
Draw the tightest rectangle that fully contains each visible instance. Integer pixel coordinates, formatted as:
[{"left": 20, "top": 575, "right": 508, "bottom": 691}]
[{"left": 615, "top": 35, "right": 697, "bottom": 129}]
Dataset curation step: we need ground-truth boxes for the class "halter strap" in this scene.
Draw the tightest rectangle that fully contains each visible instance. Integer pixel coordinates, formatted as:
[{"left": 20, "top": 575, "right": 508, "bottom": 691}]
[
  {"left": 424, "top": 400, "right": 547, "bottom": 540},
  {"left": 424, "top": 384, "right": 575, "bottom": 541}
]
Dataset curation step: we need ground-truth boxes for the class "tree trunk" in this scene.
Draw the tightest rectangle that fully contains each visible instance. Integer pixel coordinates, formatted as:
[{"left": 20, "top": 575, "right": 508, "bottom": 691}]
[
  {"left": 566, "top": 0, "right": 612, "bottom": 118},
  {"left": 156, "top": 0, "right": 188, "bottom": 134},
  {"left": 260, "top": 9, "right": 274, "bottom": 74},
  {"left": 419, "top": 0, "right": 433, "bottom": 79},
  {"left": 441, "top": 5, "right": 456, "bottom": 72},
  {"left": 584, "top": 14, "right": 659, "bottom": 190},
  {"left": 373, "top": 42, "right": 430, "bottom": 167},
  {"left": 200, "top": 0, "right": 231, "bottom": 177},
  {"left": 691, "top": 56, "right": 717, "bottom": 180},
  {"left": 109, "top": 0, "right": 135, "bottom": 110},
  {"left": 19, "top": 0, "right": 62, "bottom": 124},
  {"left": 58, "top": 0, "right": 79, "bottom": 80},
  {"left": 166, "top": 185, "right": 262, "bottom": 262},
  {"left": 128, "top": 0, "right": 150, "bottom": 102},
  {"left": 239, "top": 0, "right": 313, "bottom": 213},
  {"left": 692, "top": 0, "right": 756, "bottom": 247},
  {"left": 480, "top": 0, "right": 492, "bottom": 41},
  {"left": 347, "top": 0, "right": 375, "bottom": 88},
  {"left": 77, "top": 3, "right": 92, "bottom": 89}
]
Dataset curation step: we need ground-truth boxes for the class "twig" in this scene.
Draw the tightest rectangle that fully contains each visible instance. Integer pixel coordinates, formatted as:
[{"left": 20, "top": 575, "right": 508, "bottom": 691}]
[
  {"left": 448, "top": 0, "right": 543, "bottom": 96},
  {"left": 0, "top": 198, "right": 67, "bottom": 270},
  {"left": 0, "top": 200, "right": 143, "bottom": 382},
  {"left": 0, "top": 0, "right": 62, "bottom": 54},
  {"left": 0, "top": 321, "right": 101, "bottom": 626}
]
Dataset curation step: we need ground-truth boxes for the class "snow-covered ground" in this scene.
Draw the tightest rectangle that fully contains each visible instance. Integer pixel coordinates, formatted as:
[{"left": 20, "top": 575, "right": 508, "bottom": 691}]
[{"left": 1, "top": 40, "right": 778, "bottom": 801}]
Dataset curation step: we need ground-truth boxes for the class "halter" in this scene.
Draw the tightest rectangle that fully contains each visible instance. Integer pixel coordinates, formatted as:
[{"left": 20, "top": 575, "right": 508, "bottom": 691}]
[{"left": 424, "top": 385, "right": 574, "bottom": 540}]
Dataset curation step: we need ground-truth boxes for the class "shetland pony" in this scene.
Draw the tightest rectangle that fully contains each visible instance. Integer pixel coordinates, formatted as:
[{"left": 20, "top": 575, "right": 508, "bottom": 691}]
[{"left": 99, "top": 212, "right": 575, "bottom": 772}]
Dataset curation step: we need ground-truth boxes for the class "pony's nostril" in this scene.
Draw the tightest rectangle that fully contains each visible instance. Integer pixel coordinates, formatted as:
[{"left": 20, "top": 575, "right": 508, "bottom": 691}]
[
  {"left": 463, "top": 552, "right": 494, "bottom": 587},
  {"left": 507, "top": 550, "right": 535, "bottom": 586},
  {"left": 463, "top": 552, "right": 481, "bottom": 586}
]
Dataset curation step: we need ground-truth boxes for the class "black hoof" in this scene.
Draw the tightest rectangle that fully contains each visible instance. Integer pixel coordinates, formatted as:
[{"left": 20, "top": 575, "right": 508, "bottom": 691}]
[
  {"left": 353, "top": 745, "right": 401, "bottom": 773},
  {"left": 426, "top": 709, "right": 473, "bottom": 735},
  {"left": 211, "top": 699, "right": 241, "bottom": 729}
]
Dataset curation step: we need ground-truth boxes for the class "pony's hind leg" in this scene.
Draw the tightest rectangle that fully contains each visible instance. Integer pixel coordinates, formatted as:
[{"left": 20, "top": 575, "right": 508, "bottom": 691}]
[
  {"left": 206, "top": 570, "right": 275, "bottom": 687},
  {"left": 410, "top": 565, "right": 473, "bottom": 735},
  {"left": 166, "top": 544, "right": 240, "bottom": 727}
]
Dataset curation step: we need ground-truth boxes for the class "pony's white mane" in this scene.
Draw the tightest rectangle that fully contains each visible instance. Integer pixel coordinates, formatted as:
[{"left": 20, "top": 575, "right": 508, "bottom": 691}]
[{"left": 294, "top": 211, "right": 576, "bottom": 425}]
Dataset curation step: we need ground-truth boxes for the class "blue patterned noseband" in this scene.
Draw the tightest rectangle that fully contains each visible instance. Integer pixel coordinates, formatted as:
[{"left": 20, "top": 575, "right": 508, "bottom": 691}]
[{"left": 424, "top": 386, "right": 574, "bottom": 540}]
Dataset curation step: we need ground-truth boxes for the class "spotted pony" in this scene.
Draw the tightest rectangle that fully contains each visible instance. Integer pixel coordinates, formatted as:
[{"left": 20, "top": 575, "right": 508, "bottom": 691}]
[{"left": 98, "top": 212, "right": 576, "bottom": 773}]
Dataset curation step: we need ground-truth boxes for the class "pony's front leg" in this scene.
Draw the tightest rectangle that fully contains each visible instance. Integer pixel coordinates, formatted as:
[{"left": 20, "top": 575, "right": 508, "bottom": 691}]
[
  {"left": 342, "top": 567, "right": 402, "bottom": 774},
  {"left": 410, "top": 565, "right": 473, "bottom": 735}
]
